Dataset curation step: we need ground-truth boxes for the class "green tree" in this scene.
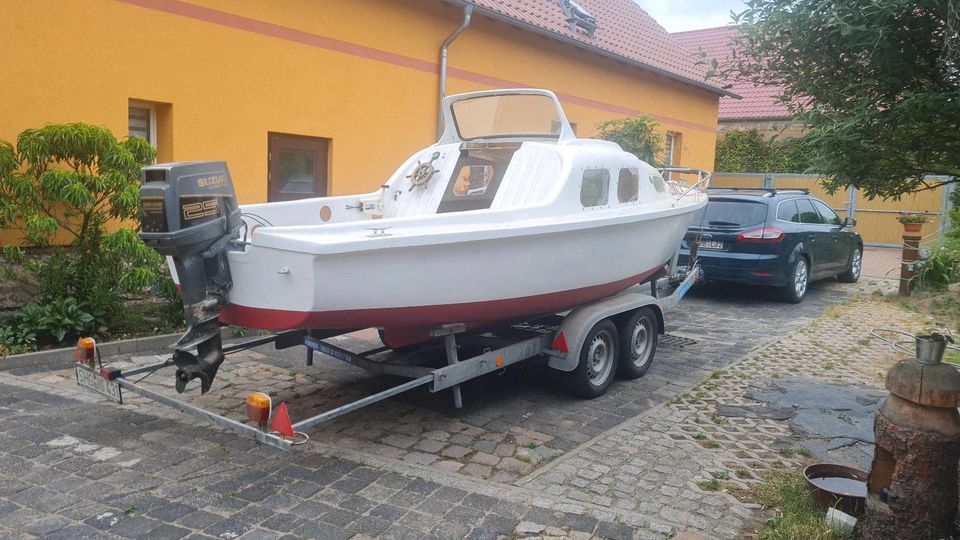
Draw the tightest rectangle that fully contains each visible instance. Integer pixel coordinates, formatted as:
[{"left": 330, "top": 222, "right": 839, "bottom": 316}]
[
  {"left": 596, "top": 117, "right": 665, "bottom": 165},
  {"left": 715, "top": 129, "right": 811, "bottom": 173},
  {"left": 0, "top": 123, "right": 163, "bottom": 323},
  {"left": 723, "top": 0, "right": 958, "bottom": 198}
]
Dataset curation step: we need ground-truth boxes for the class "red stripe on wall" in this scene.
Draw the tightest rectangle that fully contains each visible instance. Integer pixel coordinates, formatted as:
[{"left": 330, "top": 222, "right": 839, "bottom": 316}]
[{"left": 115, "top": 0, "right": 717, "bottom": 134}]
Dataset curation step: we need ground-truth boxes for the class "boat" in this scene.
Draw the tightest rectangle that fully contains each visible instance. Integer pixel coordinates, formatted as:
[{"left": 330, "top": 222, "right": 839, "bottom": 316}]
[{"left": 140, "top": 88, "right": 708, "bottom": 392}]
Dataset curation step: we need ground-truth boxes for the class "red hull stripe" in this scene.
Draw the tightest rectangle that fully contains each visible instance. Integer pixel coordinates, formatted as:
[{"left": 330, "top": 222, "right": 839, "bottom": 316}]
[{"left": 219, "top": 263, "right": 665, "bottom": 330}]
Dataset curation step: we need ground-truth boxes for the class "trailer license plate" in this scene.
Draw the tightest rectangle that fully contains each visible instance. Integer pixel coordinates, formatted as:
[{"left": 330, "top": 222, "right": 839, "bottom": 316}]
[
  {"left": 75, "top": 365, "right": 122, "bottom": 403},
  {"left": 699, "top": 240, "right": 723, "bottom": 250}
]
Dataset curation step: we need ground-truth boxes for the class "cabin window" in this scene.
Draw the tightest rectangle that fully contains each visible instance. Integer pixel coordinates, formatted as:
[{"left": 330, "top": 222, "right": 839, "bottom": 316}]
[
  {"left": 452, "top": 165, "right": 494, "bottom": 196},
  {"left": 649, "top": 174, "right": 667, "bottom": 193},
  {"left": 580, "top": 169, "right": 610, "bottom": 207},
  {"left": 617, "top": 168, "right": 639, "bottom": 203}
]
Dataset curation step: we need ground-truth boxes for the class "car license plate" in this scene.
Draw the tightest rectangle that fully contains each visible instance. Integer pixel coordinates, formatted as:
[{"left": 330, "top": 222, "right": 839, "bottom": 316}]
[
  {"left": 75, "top": 364, "right": 122, "bottom": 403},
  {"left": 699, "top": 240, "right": 724, "bottom": 250}
]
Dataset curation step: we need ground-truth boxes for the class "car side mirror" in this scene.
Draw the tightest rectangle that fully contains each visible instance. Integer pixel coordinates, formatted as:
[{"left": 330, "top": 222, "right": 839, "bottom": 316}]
[{"left": 843, "top": 217, "right": 857, "bottom": 227}]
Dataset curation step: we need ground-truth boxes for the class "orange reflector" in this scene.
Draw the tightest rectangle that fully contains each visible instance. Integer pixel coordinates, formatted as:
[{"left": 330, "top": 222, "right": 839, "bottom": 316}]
[
  {"left": 245, "top": 392, "right": 272, "bottom": 424},
  {"left": 495, "top": 355, "right": 504, "bottom": 367},
  {"left": 551, "top": 331, "right": 569, "bottom": 353},
  {"left": 271, "top": 402, "right": 295, "bottom": 438},
  {"left": 74, "top": 337, "right": 96, "bottom": 363}
]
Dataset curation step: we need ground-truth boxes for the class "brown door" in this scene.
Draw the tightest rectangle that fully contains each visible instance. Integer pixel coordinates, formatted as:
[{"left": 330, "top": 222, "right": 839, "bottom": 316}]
[{"left": 268, "top": 133, "right": 329, "bottom": 201}]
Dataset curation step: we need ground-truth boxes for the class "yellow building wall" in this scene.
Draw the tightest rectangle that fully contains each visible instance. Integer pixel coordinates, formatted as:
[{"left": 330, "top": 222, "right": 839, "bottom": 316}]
[{"left": 0, "top": 0, "right": 719, "bottom": 211}]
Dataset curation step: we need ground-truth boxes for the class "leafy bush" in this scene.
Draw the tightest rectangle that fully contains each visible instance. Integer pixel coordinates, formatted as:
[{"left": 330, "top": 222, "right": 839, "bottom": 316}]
[
  {"left": 0, "top": 123, "right": 164, "bottom": 331},
  {"left": 715, "top": 129, "right": 811, "bottom": 173},
  {"left": 595, "top": 117, "right": 665, "bottom": 165},
  {"left": 4, "top": 298, "right": 97, "bottom": 346},
  {"left": 898, "top": 213, "right": 929, "bottom": 224},
  {"left": 915, "top": 244, "right": 960, "bottom": 291},
  {"left": 0, "top": 323, "right": 37, "bottom": 355}
]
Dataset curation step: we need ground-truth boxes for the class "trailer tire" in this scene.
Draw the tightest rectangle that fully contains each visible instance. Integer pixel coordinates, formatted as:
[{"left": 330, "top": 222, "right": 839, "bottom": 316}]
[
  {"left": 563, "top": 319, "right": 619, "bottom": 398},
  {"left": 617, "top": 307, "right": 658, "bottom": 379}
]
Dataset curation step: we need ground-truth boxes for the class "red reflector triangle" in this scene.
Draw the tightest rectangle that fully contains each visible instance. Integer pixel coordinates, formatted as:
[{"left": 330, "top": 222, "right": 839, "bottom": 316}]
[
  {"left": 551, "top": 331, "right": 569, "bottom": 353},
  {"left": 270, "top": 402, "right": 295, "bottom": 438}
]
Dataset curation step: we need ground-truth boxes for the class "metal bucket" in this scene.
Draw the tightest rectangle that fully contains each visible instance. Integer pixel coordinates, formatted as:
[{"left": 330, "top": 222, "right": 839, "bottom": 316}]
[
  {"left": 803, "top": 463, "right": 868, "bottom": 517},
  {"left": 915, "top": 335, "right": 947, "bottom": 365}
]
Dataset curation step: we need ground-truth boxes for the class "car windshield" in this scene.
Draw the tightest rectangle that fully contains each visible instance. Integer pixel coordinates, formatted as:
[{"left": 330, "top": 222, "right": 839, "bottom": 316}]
[
  {"left": 450, "top": 94, "right": 563, "bottom": 140},
  {"left": 692, "top": 200, "right": 767, "bottom": 228}
]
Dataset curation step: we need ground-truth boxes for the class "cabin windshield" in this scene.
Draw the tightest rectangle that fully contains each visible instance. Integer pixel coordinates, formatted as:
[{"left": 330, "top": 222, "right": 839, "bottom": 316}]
[{"left": 451, "top": 94, "right": 563, "bottom": 141}]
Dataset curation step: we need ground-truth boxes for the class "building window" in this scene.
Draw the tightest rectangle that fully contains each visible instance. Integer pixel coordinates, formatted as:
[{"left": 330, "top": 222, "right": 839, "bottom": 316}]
[
  {"left": 128, "top": 102, "right": 156, "bottom": 146},
  {"left": 580, "top": 169, "right": 609, "bottom": 207},
  {"left": 268, "top": 133, "right": 329, "bottom": 202},
  {"left": 665, "top": 131, "right": 681, "bottom": 166},
  {"left": 617, "top": 168, "right": 639, "bottom": 203},
  {"left": 129, "top": 99, "right": 172, "bottom": 162}
]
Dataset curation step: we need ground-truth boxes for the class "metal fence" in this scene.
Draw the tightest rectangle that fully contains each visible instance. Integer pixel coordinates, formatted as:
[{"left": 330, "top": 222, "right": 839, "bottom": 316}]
[{"left": 711, "top": 173, "right": 954, "bottom": 247}]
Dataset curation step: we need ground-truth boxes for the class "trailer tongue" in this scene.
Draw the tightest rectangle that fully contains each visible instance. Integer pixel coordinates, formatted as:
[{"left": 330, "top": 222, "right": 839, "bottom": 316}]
[{"left": 139, "top": 161, "right": 242, "bottom": 393}]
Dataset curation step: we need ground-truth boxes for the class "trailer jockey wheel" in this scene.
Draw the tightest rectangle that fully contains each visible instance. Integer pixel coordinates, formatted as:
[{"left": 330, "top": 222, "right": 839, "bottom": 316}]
[
  {"left": 564, "top": 319, "right": 619, "bottom": 398},
  {"left": 616, "top": 307, "right": 658, "bottom": 379}
]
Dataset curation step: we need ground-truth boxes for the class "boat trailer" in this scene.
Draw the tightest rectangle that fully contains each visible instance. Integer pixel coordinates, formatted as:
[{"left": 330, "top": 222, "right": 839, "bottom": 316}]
[{"left": 74, "top": 265, "right": 701, "bottom": 451}]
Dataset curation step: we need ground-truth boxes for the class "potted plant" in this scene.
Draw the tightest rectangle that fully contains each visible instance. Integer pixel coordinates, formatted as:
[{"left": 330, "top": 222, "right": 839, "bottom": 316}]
[{"left": 898, "top": 214, "right": 929, "bottom": 233}]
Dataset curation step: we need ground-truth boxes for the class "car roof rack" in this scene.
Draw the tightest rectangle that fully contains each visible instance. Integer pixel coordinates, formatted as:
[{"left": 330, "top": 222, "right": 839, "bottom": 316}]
[{"left": 707, "top": 187, "right": 810, "bottom": 197}]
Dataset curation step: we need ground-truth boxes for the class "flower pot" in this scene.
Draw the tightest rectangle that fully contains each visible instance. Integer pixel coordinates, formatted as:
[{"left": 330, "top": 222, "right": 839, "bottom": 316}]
[{"left": 902, "top": 222, "right": 923, "bottom": 233}]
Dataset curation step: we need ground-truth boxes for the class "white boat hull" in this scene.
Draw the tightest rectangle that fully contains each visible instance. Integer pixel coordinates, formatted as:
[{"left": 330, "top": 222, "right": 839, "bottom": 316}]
[{"left": 218, "top": 209, "right": 694, "bottom": 337}]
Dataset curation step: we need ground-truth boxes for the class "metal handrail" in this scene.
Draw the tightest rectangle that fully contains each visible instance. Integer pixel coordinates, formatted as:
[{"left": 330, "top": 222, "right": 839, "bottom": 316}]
[{"left": 658, "top": 168, "right": 712, "bottom": 206}]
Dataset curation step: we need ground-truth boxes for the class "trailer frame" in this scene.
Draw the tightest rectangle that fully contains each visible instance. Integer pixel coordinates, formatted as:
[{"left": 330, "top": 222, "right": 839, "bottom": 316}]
[{"left": 74, "top": 264, "right": 701, "bottom": 450}]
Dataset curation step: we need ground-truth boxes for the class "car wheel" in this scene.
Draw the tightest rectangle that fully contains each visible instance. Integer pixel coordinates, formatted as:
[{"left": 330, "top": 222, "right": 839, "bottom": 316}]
[
  {"left": 563, "top": 319, "right": 619, "bottom": 398},
  {"left": 781, "top": 257, "right": 809, "bottom": 303},
  {"left": 616, "top": 307, "right": 658, "bottom": 379},
  {"left": 837, "top": 247, "right": 862, "bottom": 283}
]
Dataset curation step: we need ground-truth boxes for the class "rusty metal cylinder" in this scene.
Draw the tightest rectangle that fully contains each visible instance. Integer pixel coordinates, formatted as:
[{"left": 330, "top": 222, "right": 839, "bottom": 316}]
[{"left": 863, "top": 335, "right": 960, "bottom": 539}]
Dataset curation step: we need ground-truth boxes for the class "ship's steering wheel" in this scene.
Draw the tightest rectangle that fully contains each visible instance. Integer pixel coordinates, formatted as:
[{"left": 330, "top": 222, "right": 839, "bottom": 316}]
[{"left": 406, "top": 151, "right": 441, "bottom": 191}]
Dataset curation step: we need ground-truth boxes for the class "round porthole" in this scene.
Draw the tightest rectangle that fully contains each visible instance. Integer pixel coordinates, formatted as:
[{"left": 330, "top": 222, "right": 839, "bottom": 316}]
[{"left": 319, "top": 206, "right": 332, "bottom": 222}]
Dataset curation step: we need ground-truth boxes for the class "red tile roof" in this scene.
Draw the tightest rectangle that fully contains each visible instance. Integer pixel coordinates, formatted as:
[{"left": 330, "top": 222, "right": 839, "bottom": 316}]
[
  {"left": 672, "top": 25, "right": 791, "bottom": 120},
  {"left": 449, "top": 0, "right": 734, "bottom": 97}
]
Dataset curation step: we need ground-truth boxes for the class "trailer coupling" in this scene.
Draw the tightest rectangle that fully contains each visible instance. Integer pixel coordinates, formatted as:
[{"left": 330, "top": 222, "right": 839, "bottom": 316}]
[{"left": 139, "top": 161, "right": 242, "bottom": 393}]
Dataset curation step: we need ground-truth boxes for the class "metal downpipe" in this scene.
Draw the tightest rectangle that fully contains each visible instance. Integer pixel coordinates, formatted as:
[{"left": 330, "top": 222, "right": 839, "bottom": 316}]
[{"left": 439, "top": 4, "right": 474, "bottom": 136}]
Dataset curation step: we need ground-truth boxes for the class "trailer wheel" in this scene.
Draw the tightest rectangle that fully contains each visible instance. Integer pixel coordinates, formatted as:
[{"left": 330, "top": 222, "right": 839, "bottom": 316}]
[
  {"left": 617, "top": 307, "right": 658, "bottom": 379},
  {"left": 564, "top": 319, "right": 619, "bottom": 398}
]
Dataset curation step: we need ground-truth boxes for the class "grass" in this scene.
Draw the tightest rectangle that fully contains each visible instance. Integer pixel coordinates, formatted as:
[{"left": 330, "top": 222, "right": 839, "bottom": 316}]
[
  {"left": 710, "top": 471, "right": 730, "bottom": 480},
  {"left": 698, "top": 479, "right": 721, "bottom": 491},
  {"left": 699, "top": 439, "right": 721, "bottom": 449},
  {"left": 753, "top": 468, "right": 855, "bottom": 540},
  {"left": 736, "top": 468, "right": 753, "bottom": 479}
]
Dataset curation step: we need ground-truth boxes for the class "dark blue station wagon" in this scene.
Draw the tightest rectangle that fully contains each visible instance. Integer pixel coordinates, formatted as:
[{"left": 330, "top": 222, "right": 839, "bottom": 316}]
[{"left": 677, "top": 189, "right": 863, "bottom": 303}]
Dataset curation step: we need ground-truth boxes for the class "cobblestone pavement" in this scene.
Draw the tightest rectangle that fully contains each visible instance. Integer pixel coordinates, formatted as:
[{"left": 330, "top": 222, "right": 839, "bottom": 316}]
[
  {"left": 861, "top": 246, "right": 901, "bottom": 280},
  {"left": 517, "top": 294, "right": 927, "bottom": 537},
  {"left": 1, "top": 279, "right": 903, "bottom": 539}
]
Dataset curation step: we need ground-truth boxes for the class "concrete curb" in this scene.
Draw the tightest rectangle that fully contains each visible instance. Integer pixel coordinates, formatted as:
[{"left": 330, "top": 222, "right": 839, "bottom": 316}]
[{"left": 0, "top": 332, "right": 182, "bottom": 371}]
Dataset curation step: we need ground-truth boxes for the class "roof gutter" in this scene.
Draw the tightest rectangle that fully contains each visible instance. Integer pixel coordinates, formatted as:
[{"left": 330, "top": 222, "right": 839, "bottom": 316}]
[
  {"left": 439, "top": 4, "right": 474, "bottom": 136},
  {"left": 443, "top": 0, "right": 739, "bottom": 99}
]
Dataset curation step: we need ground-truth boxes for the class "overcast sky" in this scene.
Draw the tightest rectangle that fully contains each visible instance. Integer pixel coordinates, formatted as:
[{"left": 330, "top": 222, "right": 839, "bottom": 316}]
[{"left": 635, "top": 0, "right": 748, "bottom": 32}]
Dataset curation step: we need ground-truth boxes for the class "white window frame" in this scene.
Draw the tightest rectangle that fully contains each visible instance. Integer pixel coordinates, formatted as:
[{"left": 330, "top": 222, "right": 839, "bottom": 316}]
[
  {"left": 129, "top": 101, "right": 157, "bottom": 147},
  {"left": 665, "top": 131, "right": 677, "bottom": 166}
]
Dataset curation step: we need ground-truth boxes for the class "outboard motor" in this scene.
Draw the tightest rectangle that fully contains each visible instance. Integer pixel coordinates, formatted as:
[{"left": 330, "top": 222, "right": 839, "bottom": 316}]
[{"left": 139, "top": 161, "right": 241, "bottom": 394}]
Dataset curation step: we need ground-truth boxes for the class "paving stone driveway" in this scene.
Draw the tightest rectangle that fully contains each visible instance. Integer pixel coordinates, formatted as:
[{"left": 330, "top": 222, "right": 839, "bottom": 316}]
[{"left": 0, "top": 280, "right": 882, "bottom": 539}]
